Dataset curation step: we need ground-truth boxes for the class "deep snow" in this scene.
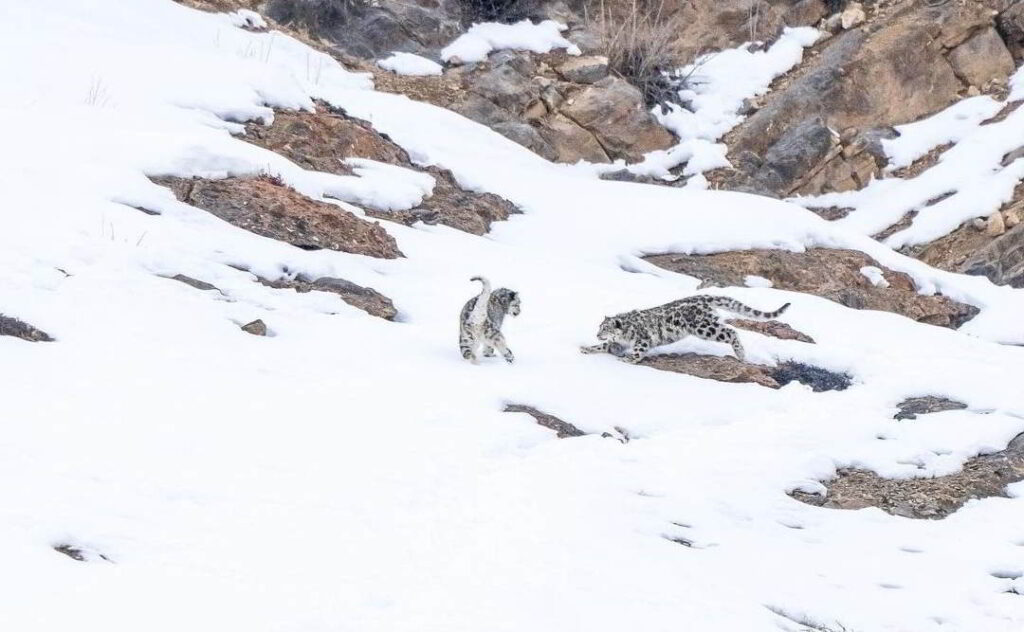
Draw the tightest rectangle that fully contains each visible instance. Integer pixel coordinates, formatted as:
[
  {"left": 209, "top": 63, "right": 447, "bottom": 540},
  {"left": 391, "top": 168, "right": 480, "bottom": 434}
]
[{"left": 1, "top": 2, "right": 1023, "bottom": 632}]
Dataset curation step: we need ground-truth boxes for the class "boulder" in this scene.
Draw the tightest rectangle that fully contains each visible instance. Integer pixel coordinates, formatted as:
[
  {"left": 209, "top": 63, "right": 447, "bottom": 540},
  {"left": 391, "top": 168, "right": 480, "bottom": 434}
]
[
  {"left": 947, "top": 26, "right": 1016, "bottom": 88},
  {"left": 0, "top": 314, "right": 53, "bottom": 342},
  {"left": 960, "top": 222, "right": 1024, "bottom": 288},
  {"left": 538, "top": 114, "right": 611, "bottom": 163},
  {"left": 555, "top": 56, "right": 609, "bottom": 84},
  {"left": 241, "top": 319, "right": 268, "bottom": 336},
  {"left": 560, "top": 76, "right": 675, "bottom": 162},
  {"left": 257, "top": 274, "right": 398, "bottom": 320}
]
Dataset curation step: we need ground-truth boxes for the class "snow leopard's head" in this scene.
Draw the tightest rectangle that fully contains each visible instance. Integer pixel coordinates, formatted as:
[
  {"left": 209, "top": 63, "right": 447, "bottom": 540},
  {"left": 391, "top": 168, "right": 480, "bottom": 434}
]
[{"left": 596, "top": 315, "right": 626, "bottom": 341}]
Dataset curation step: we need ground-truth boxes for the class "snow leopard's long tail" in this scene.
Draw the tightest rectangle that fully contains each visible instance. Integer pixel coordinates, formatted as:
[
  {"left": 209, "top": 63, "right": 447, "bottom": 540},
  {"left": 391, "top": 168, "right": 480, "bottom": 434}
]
[
  {"left": 468, "top": 276, "right": 492, "bottom": 326},
  {"left": 705, "top": 296, "right": 790, "bottom": 319}
]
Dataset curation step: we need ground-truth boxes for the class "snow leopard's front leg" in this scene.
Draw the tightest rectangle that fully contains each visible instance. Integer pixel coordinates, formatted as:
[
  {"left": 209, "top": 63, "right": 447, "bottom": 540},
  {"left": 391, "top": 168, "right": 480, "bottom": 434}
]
[
  {"left": 624, "top": 337, "right": 651, "bottom": 364},
  {"left": 580, "top": 341, "right": 611, "bottom": 354}
]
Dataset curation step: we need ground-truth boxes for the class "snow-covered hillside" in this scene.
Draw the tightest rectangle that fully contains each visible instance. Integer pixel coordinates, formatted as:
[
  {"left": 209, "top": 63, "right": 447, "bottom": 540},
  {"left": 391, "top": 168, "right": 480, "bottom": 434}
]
[{"left": 2, "top": 2, "right": 1024, "bottom": 631}]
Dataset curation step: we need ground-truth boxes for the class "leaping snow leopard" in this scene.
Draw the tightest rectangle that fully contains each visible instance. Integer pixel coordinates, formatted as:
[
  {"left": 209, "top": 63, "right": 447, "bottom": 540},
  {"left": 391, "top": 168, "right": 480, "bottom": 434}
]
[
  {"left": 580, "top": 295, "right": 790, "bottom": 364},
  {"left": 459, "top": 276, "right": 521, "bottom": 364}
]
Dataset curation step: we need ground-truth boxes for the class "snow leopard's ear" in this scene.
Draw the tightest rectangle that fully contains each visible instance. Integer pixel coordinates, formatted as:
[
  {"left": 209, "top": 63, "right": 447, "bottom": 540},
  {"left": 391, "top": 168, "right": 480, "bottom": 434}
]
[{"left": 612, "top": 318, "right": 623, "bottom": 329}]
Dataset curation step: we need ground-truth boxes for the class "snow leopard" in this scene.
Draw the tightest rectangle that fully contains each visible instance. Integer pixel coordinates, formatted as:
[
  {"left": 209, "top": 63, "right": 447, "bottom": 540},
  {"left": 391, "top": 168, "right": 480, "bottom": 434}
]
[
  {"left": 580, "top": 295, "right": 790, "bottom": 364},
  {"left": 459, "top": 276, "right": 521, "bottom": 364}
]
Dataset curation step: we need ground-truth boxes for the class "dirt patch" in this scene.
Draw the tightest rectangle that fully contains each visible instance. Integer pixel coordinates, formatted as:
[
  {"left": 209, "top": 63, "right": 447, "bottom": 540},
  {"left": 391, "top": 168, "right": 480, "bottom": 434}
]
[
  {"left": 645, "top": 248, "right": 979, "bottom": 329},
  {"left": 504, "top": 404, "right": 586, "bottom": 438},
  {"left": 245, "top": 107, "right": 520, "bottom": 235},
  {"left": 153, "top": 175, "right": 402, "bottom": 258},
  {"left": 889, "top": 142, "right": 954, "bottom": 179},
  {"left": 894, "top": 396, "right": 968, "bottom": 420},
  {"left": 791, "top": 433, "right": 1024, "bottom": 519},
  {"left": 255, "top": 274, "right": 398, "bottom": 320},
  {"left": 0, "top": 314, "right": 53, "bottom": 342}
]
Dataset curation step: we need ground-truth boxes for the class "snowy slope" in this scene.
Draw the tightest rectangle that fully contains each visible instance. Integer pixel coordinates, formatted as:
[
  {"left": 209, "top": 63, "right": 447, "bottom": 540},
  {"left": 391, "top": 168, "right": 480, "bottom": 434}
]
[{"left": 2, "top": 2, "right": 1024, "bottom": 632}]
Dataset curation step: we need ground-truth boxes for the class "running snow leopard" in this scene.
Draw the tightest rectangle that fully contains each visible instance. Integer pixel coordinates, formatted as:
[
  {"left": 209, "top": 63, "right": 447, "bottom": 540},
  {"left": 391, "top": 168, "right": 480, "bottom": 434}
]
[{"left": 581, "top": 295, "right": 790, "bottom": 363}]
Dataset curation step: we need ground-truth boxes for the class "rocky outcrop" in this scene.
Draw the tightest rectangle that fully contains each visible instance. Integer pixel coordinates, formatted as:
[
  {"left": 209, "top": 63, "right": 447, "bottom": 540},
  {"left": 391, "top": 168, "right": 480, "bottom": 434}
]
[
  {"left": 0, "top": 314, "right": 53, "bottom": 342},
  {"left": 646, "top": 248, "right": 979, "bottom": 329},
  {"left": 792, "top": 433, "right": 1024, "bottom": 519},
  {"left": 449, "top": 50, "right": 674, "bottom": 163},
  {"left": 246, "top": 107, "right": 520, "bottom": 234},
  {"left": 719, "top": 0, "right": 1017, "bottom": 197},
  {"left": 727, "top": 318, "right": 815, "bottom": 343},
  {"left": 153, "top": 175, "right": 403, "bottom": 258},
  {"left": 256, "top": 274, "right": 398, "bottom": 320},
  {"left": 959, "top": 222, "right": 1024, "bottom": 288}
]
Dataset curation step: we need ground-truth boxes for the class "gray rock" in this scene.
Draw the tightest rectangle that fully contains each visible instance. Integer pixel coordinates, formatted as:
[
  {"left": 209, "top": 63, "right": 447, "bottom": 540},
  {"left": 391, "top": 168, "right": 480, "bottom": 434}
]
[
  {"left": 961, "top": 222, "right": 1024, "bottom": 288},
  {"left": 469, "top": 63, "right": 539, "bottom": 112},
  {"left": 948, "top": 27, "right": 1016, "bottom": 87},
  {"left": 490, "top": 121, "right": 558, "bottom": 160},
  {"left": 241, "top": 319, "right": 268, "bottom": 336},
  {"left": 556, "top": 56, "right": 609, "bottom": 84},
  {"left": 0, "top": 314, "right": 53, "bottom": 342}
]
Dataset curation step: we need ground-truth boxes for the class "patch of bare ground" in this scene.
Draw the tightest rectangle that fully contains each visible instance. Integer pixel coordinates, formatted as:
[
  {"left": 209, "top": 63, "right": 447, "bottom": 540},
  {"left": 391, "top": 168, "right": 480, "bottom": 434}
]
[
  {"left": 245, "top": 106, "right": 520, "bottom": 235},
  {"left": 0, "top": 314, "right": 53, "bottom": 342},
  {"left": 645, "top": 248, "right": 979, "bottom": 328},
  {"left": 791, "top": 433, "right": 1024, "bottom": 519},
  {"left": 152, "top": 175, "right": 403, "bottom": 258},
  {"left": 981, "top": 99, "right": 1024, "bottom": 125},
  {"left": 872, "top": 210, "right": 918, "bottom": 242},
  {"left": 166, "top": 274, "right": 221, "bottom": 292},
  {"left": 807, "top": 206, "right": 854, "bottom": 221}
]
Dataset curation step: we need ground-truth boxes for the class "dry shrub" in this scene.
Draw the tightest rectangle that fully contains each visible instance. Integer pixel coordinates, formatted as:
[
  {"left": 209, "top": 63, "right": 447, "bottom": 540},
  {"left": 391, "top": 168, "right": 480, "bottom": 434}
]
[
  {"left": 460, "top": 0, "right": 542, "bottom": 24},
  {"left": 586, "top": 0, "right": 686, "bottom": 110}
]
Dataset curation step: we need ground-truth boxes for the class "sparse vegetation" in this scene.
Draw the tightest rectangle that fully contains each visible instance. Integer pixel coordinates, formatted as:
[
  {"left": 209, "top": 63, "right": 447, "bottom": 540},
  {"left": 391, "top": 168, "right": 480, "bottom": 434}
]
[
  {"left": 460, "top": 0, "right": 541, "bottom": 24},
  {"left": 585, "top": 0, "right": 687, "bottom": 110},
  {"left": 265, "top": 0, "right": 367, "bottom": 33}
]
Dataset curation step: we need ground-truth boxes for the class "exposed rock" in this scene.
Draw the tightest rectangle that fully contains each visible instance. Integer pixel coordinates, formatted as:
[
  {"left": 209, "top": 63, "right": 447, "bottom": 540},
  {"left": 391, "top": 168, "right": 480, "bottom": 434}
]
[
  {"left": 256, "top": 274, "right": 398, "bottom": 320},
  {"left": 504, "top": 404, "right": 586, "bottom": 438},
  {"left": 265, "top": 0, "right": 462, "bottom": 60},
  {"left": 645, "top": 248, "right": 979, "bottom": 329},
  {"left": 791, "top": 433, "right": 1024, "bottom": 519},
  {"left": 840, "top": 2, "right": 866, "bottom": 29},
  {"left": 241, "top": 319, "right": 268, "bottom": 336},
  {"left": 0, "top": 314, "right": 53, "bottom": 342},
  {"left": 560, "top": 76, "right": 675, "bottom": 162},
  {"left": 948, "top": 27, "right": 1016, "bottom": 88},
  {"left": 153, "top": 175, "right": 402, "bottom": 258},
  {"left": 167, "top": 274, "right": 220, "bottom": 292},
  {"left": 724, "top": 2, "right": 997, "bottom": 196},
  {"left": 488, "top": 120, "right": 559, "bottom": 160},
  {"left": 640, "top": 354, "right": 850, "bottom": 391},
  {"left": 998, "top": 0, "right": 1024, "bottom": 61},
  {"left": 246, "top": 107, "right": 520, "bottom": 235},
  {"left": 642, "top": 353, "right": 782, "bottom": 388},
  {"left": 894, "top": 396, "right": 968, "bottom": 421},
  {"left": 785, "top": 0, "right": 827, "bottom": 28},
  {"left": 961, "top": 222, "right": 1024, "bottom": 288},
  {"left": 986, "top": 210, "right": 1008, "bottom": 237},
  {"left": 538, "top": 113, "right": 610, "bottom": 163},
  {"left": 244, "top": 108, "right": 406, "bottom": 174},
  {"left": 727, "top": 319, "right": 815, "bottom": 344},
  {"left": 555, "top": 55, "right": 609, "bottom": 84},
  {"left": 470, "top": 61, "right": 539, "bottom": 112}
]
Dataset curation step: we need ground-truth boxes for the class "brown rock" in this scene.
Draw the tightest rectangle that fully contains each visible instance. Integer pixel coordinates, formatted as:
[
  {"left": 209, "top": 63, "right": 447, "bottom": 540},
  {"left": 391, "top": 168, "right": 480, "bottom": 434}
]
[
  {"left": 642, "top": 353, "right": 782, "bottom": 388},
  {"left": 727, "top": 319, "right": 815, "bottom": 343},
  {"left": 791, "top": 433, "right": 1024, "bottom": 519},
  {"left": 504, "top": 404, "right": 587, "bottom": 438},
  {"left": 785, "top": 0, "right": 827, "bottom": 28},
  {"left": 947, "top": 27, "right": 1016, "bottom": 88},
  {"left": 256, "top": 274, "right": 398, "bottom": 320},
  {"left": 0, "top": 314, "right": 53, "bottom": 342},
  {"left": 538, "top": 114, "right": 611, "bottom": 163},
  {"left": 645, "top": 248, "right": 979, "bottom": 328},
  {"left": 153, "top": 176, "right": 402, "bottom": 259},
  {"left": 555, "top": 56, "right": 609, "bottom": 84},
  {"left": 560, "top": 76, "right": 675, "bottom": 162},
  {"left": 894, "top": 396, "right": 967, "bottom": 421},
  {"left": 247, "top": 108, "right": 519, "bottom": 235},
  {"left": 241, "top": 319, "right": 268, "bottom": 336}
]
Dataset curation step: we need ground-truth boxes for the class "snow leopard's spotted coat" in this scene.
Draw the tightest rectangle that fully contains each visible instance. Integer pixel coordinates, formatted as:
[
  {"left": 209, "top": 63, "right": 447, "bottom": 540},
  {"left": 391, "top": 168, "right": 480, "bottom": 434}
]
[
  {"left": 459, "top": 276, "right": 520, "bottom": 363},
  {"left": 581, "top": 295, "right": 790, "bottom": 363}
]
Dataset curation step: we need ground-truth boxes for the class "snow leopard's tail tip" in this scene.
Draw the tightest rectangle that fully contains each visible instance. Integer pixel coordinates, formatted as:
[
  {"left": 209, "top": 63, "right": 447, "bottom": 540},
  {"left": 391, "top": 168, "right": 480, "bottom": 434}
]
[{"left": 772, "top": 302, "right": 791, "bottom": 317}]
